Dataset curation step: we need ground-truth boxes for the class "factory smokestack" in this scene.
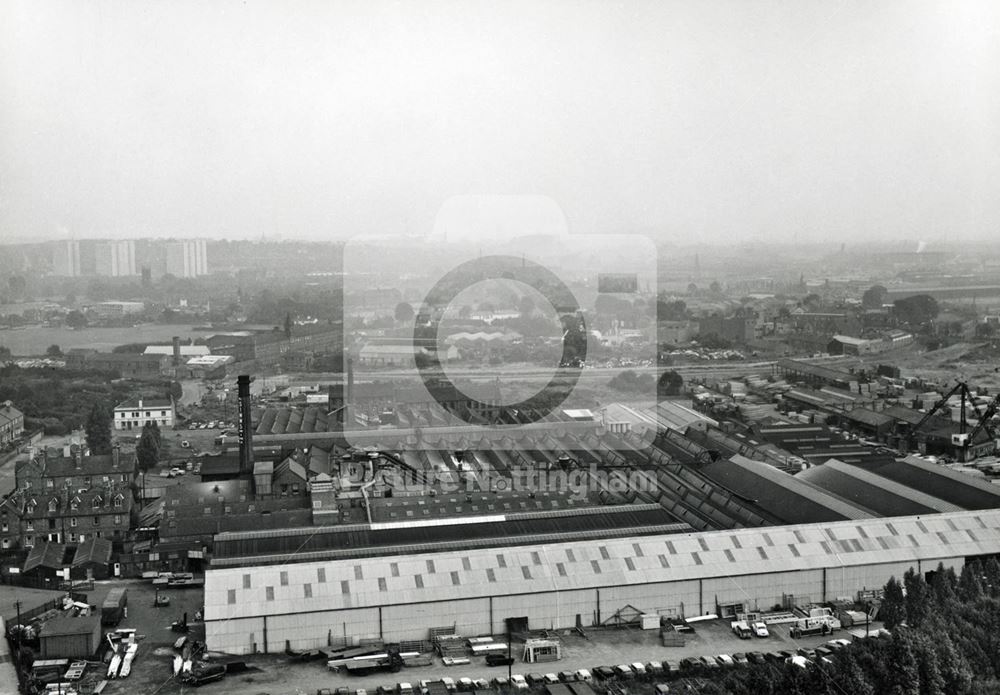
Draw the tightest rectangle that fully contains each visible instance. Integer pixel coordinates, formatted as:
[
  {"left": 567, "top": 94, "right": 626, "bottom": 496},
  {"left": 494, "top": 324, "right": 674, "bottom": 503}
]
[
  {"left": 237, "top": 374, "right": 254, "bottom": 475},
  {"left": 172, "top": 336, "right": 181, "bottom": 367},
  {"left": 346, "top": 357, "right": 354, "bottom": 427}
]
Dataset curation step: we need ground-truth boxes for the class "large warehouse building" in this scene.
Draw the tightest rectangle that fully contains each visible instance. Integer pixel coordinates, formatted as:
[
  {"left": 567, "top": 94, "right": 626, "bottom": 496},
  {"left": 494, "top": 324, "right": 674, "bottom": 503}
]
[{"left": 204, "top": 508, "right": 1000, "bottom": 654}]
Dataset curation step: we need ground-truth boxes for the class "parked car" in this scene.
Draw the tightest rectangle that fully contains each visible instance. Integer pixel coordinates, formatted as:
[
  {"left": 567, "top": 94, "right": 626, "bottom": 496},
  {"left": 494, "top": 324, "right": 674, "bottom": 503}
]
[
  {"left": 574, "top": 669, "right": 593, "bottom": 683},
  {"left": 593, "top": 666, "right": 616, "bottom": 681},
  {"left": 485, "top": 654, "right": 514, "bottom": 667},
  {"left": 654, "top": 685, "right": 670, "bottom": 695},
  {"left": 752, "top": 621, "right": 769, "bottom": 637},
  {"left": 678, "top": 658, "right": 700, "bottom": 673},
  {"left": 731, "top": 653, "right": 749, "bottom": 666},
  {"left": 542, "top": 674, "right": 559, "bottom": 684},
  {"left": 697, "top": 656, "right": 720, "bottom": 670},
  {"left": 745, "top": 652, "right": 766, "bottom": 664},
  {"left": 645, "top": 661, "right": 664, "bottom": 675},
  {"left": 526, "top": 673, "right": 546, "bottom": 686},
  {"left": 490, "top": 677, "right": 509, "bottom": 690},
  {"left": 797, "top": 648, "right": 817, "bottom": 660},
  {"left": 715, "top": 655, "right": 735, "bottom": 668},
  {"left": 558, "top": 671, "right": 576, "bottom": 682},
  {"left": 509, "top": 675, "right": 528, "bottom": 690},
  {"left": 629, "top": 662, "right": 646, "bottom": 677},
  {"left": 613, "top": 665, "right": 634, "bottom": 679}
]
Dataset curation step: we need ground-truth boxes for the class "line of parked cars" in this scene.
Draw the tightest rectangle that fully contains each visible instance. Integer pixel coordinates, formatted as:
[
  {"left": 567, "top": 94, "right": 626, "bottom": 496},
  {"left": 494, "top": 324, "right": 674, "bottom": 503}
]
[{"left": 317, "top": 631, "right": 892, "bottom": 695}]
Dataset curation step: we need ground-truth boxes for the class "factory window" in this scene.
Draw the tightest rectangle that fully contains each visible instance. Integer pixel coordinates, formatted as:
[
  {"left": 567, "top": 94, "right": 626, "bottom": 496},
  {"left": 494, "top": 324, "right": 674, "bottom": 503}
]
[
  {"left": 556, "top": 563, "right": 567, "bottom": 577},
  {"left": 390, "top": 563, "right": 399, "bottom": 577},
  {"left": 377, "top": 577, "right": 387, "bottom": 592},
  {"left": 565, "top": 549, "right": 575, "bottom": 562},
  {"left": 496, "top": 554, "right": 507, "bottom": 568},
  {"left": 243, "top": 574, "right": 251, "bottom": 589},
  {"left": 227, "top": 590, "right": 236, "bottom": 605},
  {"left": 354, "top": 565, "right": 363, "bottom": 580},
  {"left": 486, "top": 569, "right": 496, "bottom": 583},
  {"left": 426, "top": 560, "right": 435, "bottom": 574},
  {"left": 599, "top": 546, "right": 610, "bottom": 560},
  {"left": 531, "top": 551, "right": 541, "bottom": 565},
  {"left": 341, "top": 580, "right": 350, "bottom": 594},
  {"left": 414, "top": 575, "right": 424, "bottom": 589},
  {"left": 280, "top": 571, "right": 288, "bottom": 586},
  {"left": 266, "top": 586, "right": 274, "bottom": 601},
  {"left": 450, "top": 572, "right": 460, "bottom": 586},
  {"left": 658, "top": 554, "right": 669, "bottom": 568},
  {"left": 461, "top": 557, "right": 471, "bottom": 571},
  {"left": 632, "top": 543, "right": 644, "bottom": 557},
  {"left": 624, "top": 558, "right": 635, "bottom": 571},
  {"left": 788, "top": 545, "right": 801, "bottom": 557},
  {"left": 304, "top": 583, "right": 312, "bottom": 598},
  {"left": 590, "top": 561, "right": 601, "bottom": 574},
  {"left": 317, "top": 568, "right": 326, "bottom": 583},
  {"left": 522, "top": 566, "right": 532, "bottom": 579}
]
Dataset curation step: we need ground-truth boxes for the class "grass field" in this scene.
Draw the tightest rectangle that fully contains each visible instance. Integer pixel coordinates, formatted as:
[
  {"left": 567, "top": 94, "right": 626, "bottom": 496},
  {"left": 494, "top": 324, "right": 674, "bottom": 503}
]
[{"left": 0, "top": 324, "right": 205, "bottom": 356}]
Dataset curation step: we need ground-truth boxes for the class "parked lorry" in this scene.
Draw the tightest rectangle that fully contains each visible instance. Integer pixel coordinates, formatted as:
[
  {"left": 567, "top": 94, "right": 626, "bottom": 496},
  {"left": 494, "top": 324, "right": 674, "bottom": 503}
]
[
  {"left": 788, "top": 616, "right": 835, "bottom": 638},
  {"left": 101, "top": 588, "right": 128, "bottom": 626}
]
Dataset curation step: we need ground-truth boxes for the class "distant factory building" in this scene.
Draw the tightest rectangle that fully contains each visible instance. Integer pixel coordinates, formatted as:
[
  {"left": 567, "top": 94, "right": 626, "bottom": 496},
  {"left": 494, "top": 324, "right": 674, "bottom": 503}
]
[{"left": 113, "top": 397, "right": 175, "bottom": 430}]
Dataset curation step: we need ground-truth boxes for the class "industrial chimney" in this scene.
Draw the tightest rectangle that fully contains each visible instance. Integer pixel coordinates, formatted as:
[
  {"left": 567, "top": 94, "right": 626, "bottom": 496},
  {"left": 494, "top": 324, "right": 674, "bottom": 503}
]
[
  {"left": 237, "top": 374, "right": 255, "bottom": 475},
  {"left": 345, "top": 356, "right": 354, "bottom": 428},
  {"left": 172, "top": 336, "right": 182, "bottom": 367}
]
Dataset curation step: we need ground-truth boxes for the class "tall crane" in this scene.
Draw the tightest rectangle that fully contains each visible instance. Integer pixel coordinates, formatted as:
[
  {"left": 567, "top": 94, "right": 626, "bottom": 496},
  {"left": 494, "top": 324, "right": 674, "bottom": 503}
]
[{"left": 909, "top": 381, "right": 999, "bottom": 461}]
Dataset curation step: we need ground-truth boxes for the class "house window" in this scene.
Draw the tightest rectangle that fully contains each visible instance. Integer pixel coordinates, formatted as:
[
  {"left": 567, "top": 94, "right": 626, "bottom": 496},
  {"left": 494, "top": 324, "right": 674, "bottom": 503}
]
[
  {"left": 265, "top": 586, "right": 274, "bottom": 601},
  {"left": 26, "top": 504, "right": 34, "bottom": 515},
  {"left": 25, "top": 535, "right": 33, "bottom": 547},
  {"left": 48, "top": 499, "right": 57, "bottom": 512},
  {"left": 46, "top": 479, "right": 54, "bottom": 489},
  {"left": 92, "top": 497, "right": 102, "bottom": 509},
  {"left": 26, "top": 520, "right": 33, "bottom": 531},
  {"left": 243, "top": 574, "right": 251, "bottom": 589},
  {"left": 292, "top": 484, "right": 299, "bottom": 495},
  {"left": 93, "top": 516, "right": 100, "bottom": 526},
  {"left": 70, "top": 517, "right": 77, "bottom": 527},
  {"left": 161, "top": 410, "right": 167, "bottom": 416},
  {"left": 1, "top": 520, "right": 7, "bottom": 533},
  {"left": 304, "top": 583, "right": 312, "bottom": 598},
  {"left": 114, "top": 496, "right": 123, "bottom": 508},
  {"left": 114, "top": 515, "right": 122, "bottom": 525},
  {"left": 70, "top": 498, "right": 79, "bottom": 510},
  {"left": 2, "top": 539, "right": 9, "bottom": 549},
  {"left": 280, "top": 571, "right": 288, "bottom": 586}
]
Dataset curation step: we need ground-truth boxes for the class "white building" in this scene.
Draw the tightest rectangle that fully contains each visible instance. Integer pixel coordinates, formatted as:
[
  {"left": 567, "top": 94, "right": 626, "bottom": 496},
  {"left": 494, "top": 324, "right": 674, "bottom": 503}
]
[
  {"left": 94, "top": 240, "right": 137, "bottom": 277},
  {"left": 52, "top": 240, "right": 82, "bottom": 277},
  {"left": 166, "top": 240, "right": 209, "bottom": 278},
  {"left": 203, "top": 508, "right": 997, "bottom": 655},
  {"left": 113, "top": 397, "right": 175, "bottom": 431}
]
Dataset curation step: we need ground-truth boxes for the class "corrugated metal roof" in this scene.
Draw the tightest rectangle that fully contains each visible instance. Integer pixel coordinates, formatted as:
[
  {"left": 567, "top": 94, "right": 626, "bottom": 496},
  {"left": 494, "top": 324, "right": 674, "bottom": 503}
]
[
  {"left": 868, "top": 456, "right": 1000, "bottom": 510},
  {"left": 797, "top": 459, "right": 962, "bottom": 516},
  {"left": 701, "top": 455, "right": 874, "bottom": 523},
  {"left": 204, "top": 509, "right": 1000, "bottom": 622}
]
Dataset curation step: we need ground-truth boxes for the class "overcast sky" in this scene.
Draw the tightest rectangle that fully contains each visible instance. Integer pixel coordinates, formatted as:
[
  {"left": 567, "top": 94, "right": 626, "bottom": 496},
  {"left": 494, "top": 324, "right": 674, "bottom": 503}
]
[{"left": 1, "top": 0, "right": 998, "bottom": 244}]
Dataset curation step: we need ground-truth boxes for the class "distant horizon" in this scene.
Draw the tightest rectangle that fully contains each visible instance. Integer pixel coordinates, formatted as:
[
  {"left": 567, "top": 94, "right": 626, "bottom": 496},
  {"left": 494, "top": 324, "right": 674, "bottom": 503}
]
[{"left": 2, "top": 1, "right": 998, "bottom": 246}]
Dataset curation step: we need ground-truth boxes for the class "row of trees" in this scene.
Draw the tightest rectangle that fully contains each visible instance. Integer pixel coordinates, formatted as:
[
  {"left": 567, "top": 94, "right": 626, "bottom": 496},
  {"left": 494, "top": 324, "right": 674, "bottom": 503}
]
[{"left": 686, "top": 559, "right": 998, "bottom": 695}]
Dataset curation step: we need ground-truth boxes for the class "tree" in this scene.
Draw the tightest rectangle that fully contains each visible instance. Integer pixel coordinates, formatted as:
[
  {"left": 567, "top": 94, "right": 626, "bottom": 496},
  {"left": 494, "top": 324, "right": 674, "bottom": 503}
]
[
  {"left": 394, "top": 302, "right": 415, "bottom": 324},
  {"left": 903, "top": 567, "right": 930, "bottom": 627},
  {"left": 65, "top": 310, "right": 87, "bottom": 330},
  {"left": 930, "top": 562, "right": 957, "bottom": 604},
  {"left": 880, "top": 576, "right": 907, "bottom": 630},
  {"left": 45, "top": 344, "right": 62, "bottom": 357},
  {"left": 85, "top": 402, "right": 112, "bottom": 455},
  {"left": 658, "top": 370, "right": 684, "bottom": 397},
  {"left": 136, "top": 424, "right": 160, "bottom": 471},
  {"left": 0, "top": 345, "right": 11, "bottom": 360},
  {"left": 284, "top": 312, "right": 293, "bottom": 339},
  {"left": 862, "top": 285, "right": 888, "bottom": 310},
  {"left": 957, "top": 563, "right": 984, "bottom": 602},
  {"left": 894, "top": 294, "right": 939, "bottom": 326}
]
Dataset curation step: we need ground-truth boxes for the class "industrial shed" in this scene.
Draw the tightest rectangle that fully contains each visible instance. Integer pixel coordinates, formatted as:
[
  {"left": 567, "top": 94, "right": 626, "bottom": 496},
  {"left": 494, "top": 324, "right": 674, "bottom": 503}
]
[
  {"left": 797, "top": 459, "right": 961, "bottom": 517},
  {"left": 866, "top": 456, "right": 1000, "bottom": 510},
  {"left": 39, "top": 615, "right": 101, "bottom": 659},
  {"left": 70, "top": 536, "right": 113, "bottom": 580},
  {"left": 700, "top": 455, "right": 874, "bottom": 524},
  {"left": 203, "top": 509, "right": 1000, "bottom": 655}
]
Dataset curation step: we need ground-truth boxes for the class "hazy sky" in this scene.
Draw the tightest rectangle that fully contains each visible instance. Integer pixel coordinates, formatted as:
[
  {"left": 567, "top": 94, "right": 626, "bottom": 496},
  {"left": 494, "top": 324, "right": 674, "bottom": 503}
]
[{"left": 1, "top": 0, "right": 998, "bottom": 244}]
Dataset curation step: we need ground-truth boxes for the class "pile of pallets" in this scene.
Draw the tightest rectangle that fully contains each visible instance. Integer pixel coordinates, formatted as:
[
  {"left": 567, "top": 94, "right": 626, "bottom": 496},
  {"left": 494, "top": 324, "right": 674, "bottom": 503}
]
[{"left": 434, "top": 634, "right": 468, "bottom": 658}]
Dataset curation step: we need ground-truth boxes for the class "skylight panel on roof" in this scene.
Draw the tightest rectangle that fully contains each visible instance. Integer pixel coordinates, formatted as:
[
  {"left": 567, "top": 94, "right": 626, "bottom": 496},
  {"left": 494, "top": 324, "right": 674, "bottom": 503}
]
[
  {"left": 633, "top": 543, "right": 644, "bottom": 556},
  {"left": 723, "top": 549, "right": 735, "bottom": 563},
  {"left": 788, "top": 545, "right": 800, "bottom": 557},
  {"left": 658, "top": 554, "right": 669, "bottom": 568},
  {"left": 691, "top": 552, "right": 703, "bottom": 566},
  {"left": 757, "top": 547, "right": 768, "bottom": 560},
  {"left": 937, "top": 532, "right": 950, "bottom": 545},
  {"left": 415, "top": 574, "right": 424, "bottom": 588},
  {"left": 625, "top": 557, "right": 636, "bottom": 571},
  {"left": 522, "top": 566, "right": 532, "bottom": 579},
  {"left": 698, "top": 538, "right": 709, "bottom": 551}
]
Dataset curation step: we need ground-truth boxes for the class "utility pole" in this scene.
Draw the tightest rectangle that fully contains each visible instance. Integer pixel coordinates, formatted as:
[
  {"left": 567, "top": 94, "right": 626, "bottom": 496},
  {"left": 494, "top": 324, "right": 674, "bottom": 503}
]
[{"left": 14, "top": 599, "right": 21, "bottom": 652}]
